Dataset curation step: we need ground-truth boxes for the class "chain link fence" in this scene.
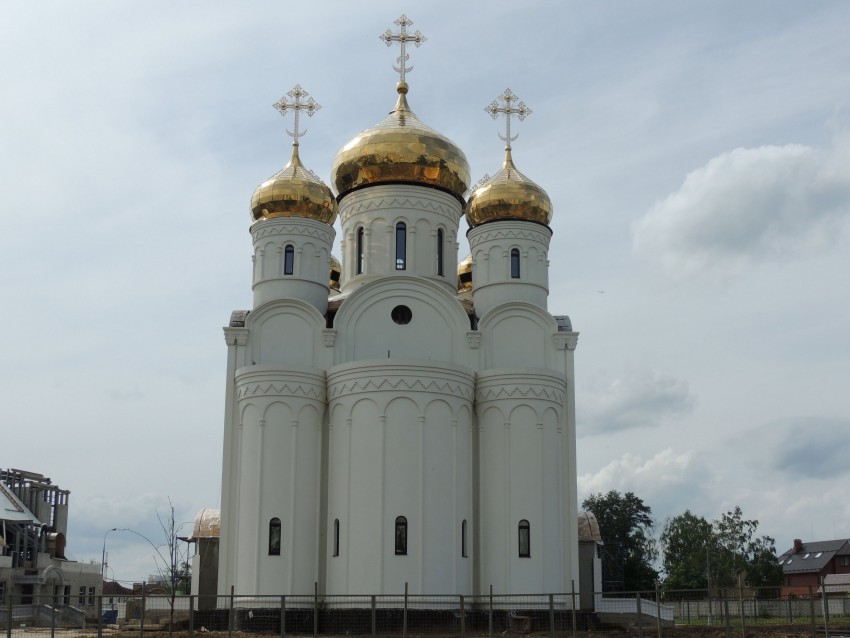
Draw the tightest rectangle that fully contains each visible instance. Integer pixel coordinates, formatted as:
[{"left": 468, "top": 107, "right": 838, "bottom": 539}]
[{"left": 2, "top": 584, "right": 848, "bottom": 638}]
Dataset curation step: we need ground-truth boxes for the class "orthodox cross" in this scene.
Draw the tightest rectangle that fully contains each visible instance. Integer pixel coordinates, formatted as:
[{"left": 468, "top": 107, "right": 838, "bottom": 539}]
[
  {"left": 380, "top": 14, "right": 427, "bottom": 83},
  {"left": 485, "top": 89, "right": 532, "bottom": 149},
  {"left": 273, "top": 84, "right": 321, "bottom": 144}
]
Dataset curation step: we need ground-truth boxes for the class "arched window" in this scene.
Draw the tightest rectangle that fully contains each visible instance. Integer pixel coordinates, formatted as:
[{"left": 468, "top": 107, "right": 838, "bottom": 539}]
[
  {"left": 356, "top": 227, "right": 364, "bottom": 275},
  {"left": 269, "top": 518, "right": 281, "bottom": 556},
  {"left": 284, "top": 245, "right": 294, "bottom": 275},
  {"left": 333, "top": 519, "right": 340, "bottom": 557},
  {"left": 462, "top": 519, "right": 468, "bottom": 558},
  {"left": 395, "top": 222, "right": 407, "bottom": 270},
  {"left": 518, "top": 519, "right": 530, "bottom": 557},
  {"left": 437, "top": 229, "right": 444, "bottom": 276},
  {"left": 510, "top": 248, "right": 520, "bottom": 279},
  {"left": 394, "top": 516, "right": 408, "bottom": 555}
]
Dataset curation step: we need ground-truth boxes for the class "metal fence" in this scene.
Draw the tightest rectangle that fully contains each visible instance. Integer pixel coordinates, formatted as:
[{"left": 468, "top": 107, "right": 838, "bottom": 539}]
[{"left": 2, "top": 585, "right": 848, "bottom": 638}]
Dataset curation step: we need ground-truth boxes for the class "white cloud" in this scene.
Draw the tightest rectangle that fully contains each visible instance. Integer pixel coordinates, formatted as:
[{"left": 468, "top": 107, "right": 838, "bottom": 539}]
[
  {"left": 747, "top": 417, "right": 850, "bottom": 480},
  {"left": 633, "top": 132, "right": 850, "bottom": 277},
  {"left": 579, "top": 370, "right": 695, "bottom": 436},
  {"left": 578, "top": 449, "right": 713, "bottom": 525}
]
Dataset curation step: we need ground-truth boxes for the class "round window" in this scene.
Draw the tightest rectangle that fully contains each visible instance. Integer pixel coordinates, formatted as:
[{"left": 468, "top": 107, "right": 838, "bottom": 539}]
[{"left": 391, "top": 305, "right": 412, "bottom": 325}]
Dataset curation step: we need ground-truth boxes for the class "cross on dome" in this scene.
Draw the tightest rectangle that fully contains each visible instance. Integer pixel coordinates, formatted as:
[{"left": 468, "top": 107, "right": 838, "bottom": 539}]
[
  {"left": 380, "top": 14, "right": 427, "bottom": 84},
  {"left": 273, "top": 85, "right": 321, "bottom": 145},
  {"left": 485, "top": 89, "right": 532, "bottom": 150}
]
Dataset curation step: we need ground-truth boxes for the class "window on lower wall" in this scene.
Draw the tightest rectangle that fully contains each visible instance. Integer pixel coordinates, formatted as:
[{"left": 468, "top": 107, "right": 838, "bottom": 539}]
[
  {"left": 518, "top": 520, "right": 530, "bottom": 557},
  {"left": 462, "top": 520, "right": 468, "bottom": 558},
  {"left": 840, "top": 556, "right": 850, "bottom": 567},
  {"left": 0, "top": 580, "right": 5, "bottom": 604},
  {"left": 333, "top": 519, "right": 340, "bottom": 557},
  {"left": 88, "top": 587, "right": 95, "bottom": 607},
  {"left": 395, "top": 516, "right": 408, "bottom": 555},
  {"left": 269, "top": 518, "right": 282, "bottom": 556},
  {"left": 79, "top": 586, "right": 86, "bottom": 606}
]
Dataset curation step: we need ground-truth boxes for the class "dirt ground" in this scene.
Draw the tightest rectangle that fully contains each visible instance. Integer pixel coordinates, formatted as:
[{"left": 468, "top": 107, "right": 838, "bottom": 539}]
[
  {"left": 36, "top": 623, "right": 850, "bottom": 638},
  {"left": 8, "top": 626, "right": 850, "bottom": 638}
]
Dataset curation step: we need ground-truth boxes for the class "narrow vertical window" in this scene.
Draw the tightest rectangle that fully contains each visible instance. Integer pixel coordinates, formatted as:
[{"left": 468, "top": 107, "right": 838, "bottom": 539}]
[
  {"left": 462, "top": 519, "right": 468, "bottom": 558},
  {"left": 518, "top": 519, "right": 530, "bottom": 557},
  {"left": 356, "top": 227, "right": 364, "bottom": 275},
  {"left": 269, "top": 518, "right": 281, "bottom": 556},
  {"left": 510, "top": 248, "right": 520, "bottom": 279},
  {"left": 333, "top": 519, "right": 340, "bottom": 557},
  {"left": 395, "top": 222, "right": 407, "bottom": 270},
  {"left": 437, "top": 229, "right": 444, "bottom": 276},
  {"left": 395, "top": 516, "right": 408, "bottom": 555},
  {"left": 284, "top": 245, "right": 294, "bottom": 275}
]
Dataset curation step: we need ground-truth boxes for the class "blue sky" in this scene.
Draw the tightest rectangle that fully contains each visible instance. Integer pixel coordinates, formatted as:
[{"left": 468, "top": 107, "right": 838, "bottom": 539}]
[{"left": 2, "top": 1, "right": 849, "bottom": 584}]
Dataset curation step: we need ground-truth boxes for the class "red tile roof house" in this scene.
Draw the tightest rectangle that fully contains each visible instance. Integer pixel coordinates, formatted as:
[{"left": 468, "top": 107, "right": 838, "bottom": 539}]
[{"left": 778, "top": 538, "right": 850, "bottom": 597}]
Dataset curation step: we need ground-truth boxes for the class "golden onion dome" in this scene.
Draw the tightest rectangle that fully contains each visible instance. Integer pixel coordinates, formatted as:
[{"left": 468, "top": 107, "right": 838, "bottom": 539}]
[
  {"left": 251, "top": 143, "right": 338, "bottom": 224},
  {"left": 331, "top": 82, "right": 471, "bottom": 204},
  {"left": 457, "top": 254, "right": 473, "bottom": 292},
  {"left": 329, "top": 255, "right": 341, "bottom": 291},
  {"left": 466, "top": 147, "right": 552, "bottom": 228}
]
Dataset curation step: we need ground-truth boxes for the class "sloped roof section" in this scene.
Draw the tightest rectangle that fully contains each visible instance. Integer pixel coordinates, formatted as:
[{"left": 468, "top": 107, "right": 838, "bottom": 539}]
[
  {"left": 578, "top": 511, "right": 602, "bottom": 542},
  {"left": 0, "top": 480, "right": 36, "bottom": 523},
  {"left": 189, "top": 508, "right": 220, "bottom": 540},
  {"left": 820, "top": 573, "right": 850, "bottom": 595},
  {"left": 778, "top": 539, "right": 850, "bottom": 574}
]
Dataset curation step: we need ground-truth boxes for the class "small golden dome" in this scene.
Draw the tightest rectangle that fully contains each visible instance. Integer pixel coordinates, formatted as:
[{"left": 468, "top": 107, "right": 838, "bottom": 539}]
[
  {"left": 329, "top": 255, "right": 341, "bottom": 291},
  {"left": 457, "top": 254, "right": 473, "bottom": 292},
  {"left": 466, "top": 148, "right": 552, "bottom": 228},
  {"left": 331, "top": 83, "right": 471, "bottom": 203},
  {"left": 251, "top": 144, "right": 338, "bottom": 224}
]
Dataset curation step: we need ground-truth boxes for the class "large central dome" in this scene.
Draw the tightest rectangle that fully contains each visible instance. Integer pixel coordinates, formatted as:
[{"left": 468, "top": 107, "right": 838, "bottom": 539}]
[{"left": 331, "top": 82, "right": 471, "bottom": 204}]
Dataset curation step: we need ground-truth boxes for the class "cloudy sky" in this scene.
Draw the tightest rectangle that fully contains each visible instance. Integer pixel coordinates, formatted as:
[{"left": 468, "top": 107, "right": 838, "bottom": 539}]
[{"left": 2, "top": 1, "right": 849, "bottom": 585}]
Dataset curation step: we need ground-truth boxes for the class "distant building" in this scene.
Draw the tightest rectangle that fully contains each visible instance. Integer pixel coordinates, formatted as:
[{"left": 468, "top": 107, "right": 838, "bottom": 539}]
[
  {"left": 186, "top": 508, "right": 219, "bottom": 610},
  {"left": 0, "top": 468, "right": 101, "bottom": 617},
  {"left": 778, "top": 538, "right": 850, "bottom": 597}
]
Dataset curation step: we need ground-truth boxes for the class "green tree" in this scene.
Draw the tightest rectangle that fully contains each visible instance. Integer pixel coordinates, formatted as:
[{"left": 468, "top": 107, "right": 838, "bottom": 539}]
[
  {"left": 660, "top": 510, "right": 713, "bottom": 595},
  {"left": 713, "top": 506, "right": 781, "bottom": 590},
  {"left": 660, "top": 506, "right": 782, "bottom": 596},
  {"left": 583, "top": 490, "right": 658, "bottom": 591}
]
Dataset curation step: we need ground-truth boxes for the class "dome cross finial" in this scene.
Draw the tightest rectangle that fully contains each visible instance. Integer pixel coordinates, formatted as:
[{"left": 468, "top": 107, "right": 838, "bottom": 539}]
[
  {"left": 273, "top": 85, "right": 321, "bottom": 146},
  {"left": 380, "top": 14, "right": 427, "bottom": 84},
  {"left": 485, "top": 89, "right": 532, "bottom": 150}
]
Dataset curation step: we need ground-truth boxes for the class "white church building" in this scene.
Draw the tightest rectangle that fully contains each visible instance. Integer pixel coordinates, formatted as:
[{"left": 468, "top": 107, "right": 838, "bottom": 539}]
[{"left": 216, "top": 16, "right": 580, "bottom": 598}]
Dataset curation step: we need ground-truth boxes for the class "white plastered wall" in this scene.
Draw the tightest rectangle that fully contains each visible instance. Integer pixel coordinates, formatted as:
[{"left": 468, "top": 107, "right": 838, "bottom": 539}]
[
  {"left": 325, "top": 361, "right": 474, "bottom": 595},
  {"left": 338, "top": 185, "right": 461, "bottom": 297}
]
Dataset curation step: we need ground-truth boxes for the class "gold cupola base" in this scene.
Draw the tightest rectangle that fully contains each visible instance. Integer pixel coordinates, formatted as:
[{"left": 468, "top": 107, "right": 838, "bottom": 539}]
[
  {"left": 251, "top": 143, "right": 338, "bottom": 224},
  {"left": 466, "top": 148, "right": 552, "bottom": 228},
  {"left": 331, "top": 82, "right": 471, "bottom": 204}
]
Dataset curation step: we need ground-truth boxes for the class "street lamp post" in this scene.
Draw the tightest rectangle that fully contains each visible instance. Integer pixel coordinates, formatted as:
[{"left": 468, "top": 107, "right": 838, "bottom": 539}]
[{"left": 101, "top": 527, "right": 127, "bottom": 580}]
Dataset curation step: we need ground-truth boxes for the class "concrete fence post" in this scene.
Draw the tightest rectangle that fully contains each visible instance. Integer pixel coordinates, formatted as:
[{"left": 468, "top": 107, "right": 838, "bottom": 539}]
[
  {"left": 402, "top": 582, "right": 408, "bottom": 638},
  {"left": 313, "top": 582, "right": 318, "bottom": 638},
  {"left": 570, "top": 580, "right": 577, "bottom": 638},
  {"left": 548, "top": 593, "right": 555, "bottom": 638},
  {"left": 636, "top": 591, "right": 643, "bottom": 638},
  {"left": 488, "top": 585, "right": 493, "bottom": 638},
  {"left": 807, "top": 585, "right": 816, "bottom": 638},
  {"left": 228, "top": 585, "right": 234, "bottom": 638}
]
